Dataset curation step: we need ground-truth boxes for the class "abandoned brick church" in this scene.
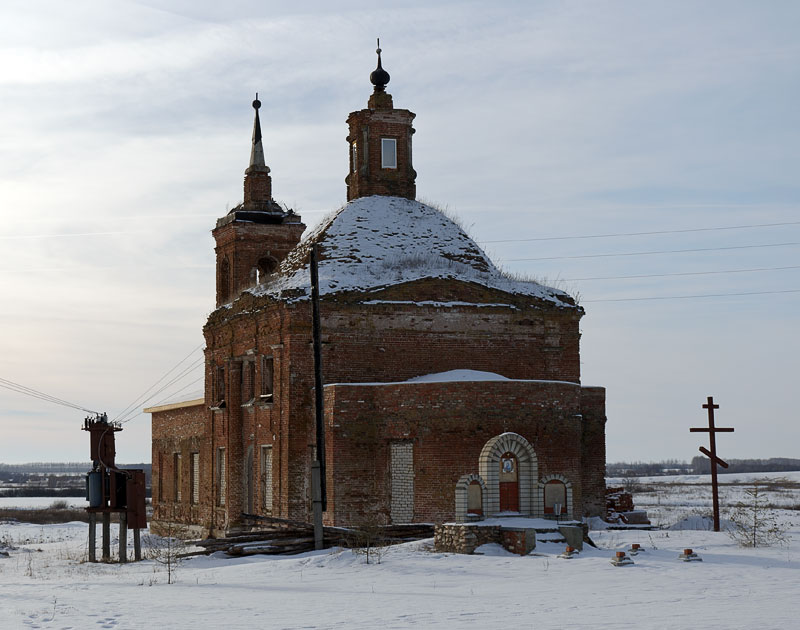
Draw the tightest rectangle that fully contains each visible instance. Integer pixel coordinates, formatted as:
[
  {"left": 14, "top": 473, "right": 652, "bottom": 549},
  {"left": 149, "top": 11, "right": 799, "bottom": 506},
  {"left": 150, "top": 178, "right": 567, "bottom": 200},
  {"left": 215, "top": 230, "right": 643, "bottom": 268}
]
[{"left": 147, "top": 50, "right": 608, "bottom": 537}]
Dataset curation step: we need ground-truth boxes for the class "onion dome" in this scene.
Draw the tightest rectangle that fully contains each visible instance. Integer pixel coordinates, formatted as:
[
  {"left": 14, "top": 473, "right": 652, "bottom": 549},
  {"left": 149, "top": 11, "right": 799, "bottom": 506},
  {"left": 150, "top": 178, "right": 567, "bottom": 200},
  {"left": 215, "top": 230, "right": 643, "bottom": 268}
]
[{"left": 369, "top": 38, "right": 390, "bottom": 93}]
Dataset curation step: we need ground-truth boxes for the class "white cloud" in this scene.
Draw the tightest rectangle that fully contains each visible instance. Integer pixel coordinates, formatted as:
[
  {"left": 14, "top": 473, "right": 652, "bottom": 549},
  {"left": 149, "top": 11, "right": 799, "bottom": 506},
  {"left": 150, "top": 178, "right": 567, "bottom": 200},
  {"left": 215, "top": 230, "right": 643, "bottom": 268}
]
[{"left": 0, "top": 0, "right": 798, "bottom": 463}]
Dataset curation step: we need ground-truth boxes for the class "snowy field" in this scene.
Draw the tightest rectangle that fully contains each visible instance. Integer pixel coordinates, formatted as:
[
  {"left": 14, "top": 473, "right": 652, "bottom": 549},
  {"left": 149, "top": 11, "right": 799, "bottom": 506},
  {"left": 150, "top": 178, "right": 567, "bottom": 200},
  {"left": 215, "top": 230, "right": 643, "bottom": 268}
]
[
  {"left": 1, "top": 472, "right": 798, "bottom": 630},
  {"left": 0, "top": 498, "right": 84, "bottom": 510},
  {"left": 607, "top": 470, "right": 800, "bottom": 529}
]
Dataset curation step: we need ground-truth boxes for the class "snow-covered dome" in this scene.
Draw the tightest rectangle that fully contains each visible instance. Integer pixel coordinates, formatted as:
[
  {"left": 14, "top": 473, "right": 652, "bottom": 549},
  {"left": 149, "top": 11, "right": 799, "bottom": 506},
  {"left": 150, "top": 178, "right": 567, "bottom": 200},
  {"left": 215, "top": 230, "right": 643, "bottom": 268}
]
[{"left": 252, "top": 196, "right": 575, "bottom": 307}]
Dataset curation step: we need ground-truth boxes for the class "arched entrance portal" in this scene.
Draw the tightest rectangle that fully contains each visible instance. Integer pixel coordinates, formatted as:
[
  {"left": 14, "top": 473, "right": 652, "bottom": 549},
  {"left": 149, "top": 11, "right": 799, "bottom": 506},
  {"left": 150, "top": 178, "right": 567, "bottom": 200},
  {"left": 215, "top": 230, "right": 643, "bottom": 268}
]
[{"left": 479, "top": 433, "right": 538, "bottom": 516}]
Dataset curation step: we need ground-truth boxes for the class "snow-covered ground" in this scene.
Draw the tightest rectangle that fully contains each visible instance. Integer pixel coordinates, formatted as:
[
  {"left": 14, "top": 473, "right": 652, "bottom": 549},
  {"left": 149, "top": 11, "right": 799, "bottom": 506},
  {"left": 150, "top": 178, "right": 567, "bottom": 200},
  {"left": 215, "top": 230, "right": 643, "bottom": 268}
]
[{"left": 1, "top": 472, "right": 798, "bottom": 629}]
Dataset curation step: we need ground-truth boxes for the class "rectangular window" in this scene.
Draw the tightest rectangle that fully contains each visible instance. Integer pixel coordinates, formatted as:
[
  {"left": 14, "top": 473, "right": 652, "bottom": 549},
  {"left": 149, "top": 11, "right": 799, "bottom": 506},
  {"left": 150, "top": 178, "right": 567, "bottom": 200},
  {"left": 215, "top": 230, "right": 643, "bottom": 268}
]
[
  {"left": 261, "top": 446, "right": 273, "bottom": 513},
  {"left": 381, "top": 138, "right": 397, "bottom": 169},
  {"left": 351, "top": 141, "right": 357, "bottom": 172},
  {"left": 213, "top": 365, "right": 225, "bottom": 404},
  {"left": 190, "top": 452, "right": 200, "bottom": 505},
  {"left": 260, "top": 355, "right": 274, "bottom": 401},
  {"left": 242, "top": 361, "right": 254, "bottom": 403},
  {"left": 157, "top": 452, "right": 163, "bottom": 503},
  {"left": 174, "top": 453, "right": 182, "bottom": 502},
  {"left": 217, "top": 448, "right": 226, "bottom": 507}
]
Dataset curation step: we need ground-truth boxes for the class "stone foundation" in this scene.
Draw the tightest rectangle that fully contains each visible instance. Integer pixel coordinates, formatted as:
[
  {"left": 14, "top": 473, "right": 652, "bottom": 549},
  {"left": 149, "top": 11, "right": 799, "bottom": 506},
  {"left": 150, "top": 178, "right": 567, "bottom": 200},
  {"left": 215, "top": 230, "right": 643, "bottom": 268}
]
[{"left": 434, "top": 524, "right": 536, "bottom": 556}]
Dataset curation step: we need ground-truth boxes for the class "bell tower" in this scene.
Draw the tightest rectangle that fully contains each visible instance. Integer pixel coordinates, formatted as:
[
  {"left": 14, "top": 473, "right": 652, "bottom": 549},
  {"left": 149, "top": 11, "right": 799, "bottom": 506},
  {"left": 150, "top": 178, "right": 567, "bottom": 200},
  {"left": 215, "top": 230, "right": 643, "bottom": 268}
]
[
  {"left": 212, "top": 96, "right": 305, "bottom": 307},
  {"left": 345, "top": 41, "right": 416, "bottom": 201}
]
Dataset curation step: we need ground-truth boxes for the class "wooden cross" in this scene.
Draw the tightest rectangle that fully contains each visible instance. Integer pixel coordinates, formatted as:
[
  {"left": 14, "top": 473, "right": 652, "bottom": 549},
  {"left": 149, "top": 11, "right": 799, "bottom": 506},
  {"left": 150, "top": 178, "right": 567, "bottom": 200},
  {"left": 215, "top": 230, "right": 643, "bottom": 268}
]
[{"left": 690, "top": 396, "right": 734, "bottom": 532}]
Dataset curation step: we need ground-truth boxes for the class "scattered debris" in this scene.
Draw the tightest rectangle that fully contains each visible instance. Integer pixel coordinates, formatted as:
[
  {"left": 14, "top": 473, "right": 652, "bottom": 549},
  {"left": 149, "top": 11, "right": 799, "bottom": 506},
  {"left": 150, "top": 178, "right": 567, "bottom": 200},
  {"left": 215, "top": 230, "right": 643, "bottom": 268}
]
[
  {"left": 192, "top": 514, "right": 434, "bottom": 557},
  {"left": 605, "top": 487, "right": 652, "bottom": 527}
]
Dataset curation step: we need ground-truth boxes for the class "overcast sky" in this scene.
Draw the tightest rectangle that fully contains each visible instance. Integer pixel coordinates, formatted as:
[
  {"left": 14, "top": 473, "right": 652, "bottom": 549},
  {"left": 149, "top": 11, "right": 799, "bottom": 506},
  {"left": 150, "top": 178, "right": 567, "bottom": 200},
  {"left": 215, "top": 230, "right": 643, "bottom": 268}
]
[{"left": 1, "top": 0, "right": 798, "bottom": 465}]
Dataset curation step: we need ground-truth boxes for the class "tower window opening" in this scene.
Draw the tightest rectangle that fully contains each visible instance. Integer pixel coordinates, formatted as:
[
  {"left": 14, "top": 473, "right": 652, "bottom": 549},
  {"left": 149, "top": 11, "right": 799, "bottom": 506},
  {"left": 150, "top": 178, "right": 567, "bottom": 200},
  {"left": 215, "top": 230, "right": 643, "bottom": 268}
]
[
  {"left": 381, "top": 138, "right": 397, "bottom": 169},
  {"left": 351, "top": 141, "right": 358, "bottom": 172},
  {"left": 256, "top": 256, "right": 278, "bottom": 284}
]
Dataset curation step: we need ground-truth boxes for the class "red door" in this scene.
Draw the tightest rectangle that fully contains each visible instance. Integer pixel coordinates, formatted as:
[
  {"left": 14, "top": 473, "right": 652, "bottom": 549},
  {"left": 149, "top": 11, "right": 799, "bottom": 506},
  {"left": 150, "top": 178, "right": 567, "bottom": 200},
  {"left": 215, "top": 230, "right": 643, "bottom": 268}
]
[{"left": 498, "top": 452, "right": 519, "bottom": 512}]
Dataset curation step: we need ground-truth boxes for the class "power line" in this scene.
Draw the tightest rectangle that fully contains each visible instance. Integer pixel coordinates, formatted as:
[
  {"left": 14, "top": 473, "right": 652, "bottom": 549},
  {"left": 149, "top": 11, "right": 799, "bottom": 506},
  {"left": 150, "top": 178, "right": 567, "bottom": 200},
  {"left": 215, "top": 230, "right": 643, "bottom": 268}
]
[
  {"left": 113, "top": 344, "right": 203, "bottom": 423},
  {"left": 564, "top": 264, "right": 800, "bottom": 282},
  {"left": 583, "top": 288, "right": 800, "bottom": 303},
  {"left": 480, "top": 220, "right": 800, "bottom": 244},
  {"left": 0, "top": 377, "right": 98, "bottom": 414},
  {"left": 506, "top": 242, "right": 799, "bottom": 262},
  {"left": 148, "top": 377, "right": 205, "bottom": 409},
  {"left": 118, "top": 356, "right": 205, "bottom": 424}
]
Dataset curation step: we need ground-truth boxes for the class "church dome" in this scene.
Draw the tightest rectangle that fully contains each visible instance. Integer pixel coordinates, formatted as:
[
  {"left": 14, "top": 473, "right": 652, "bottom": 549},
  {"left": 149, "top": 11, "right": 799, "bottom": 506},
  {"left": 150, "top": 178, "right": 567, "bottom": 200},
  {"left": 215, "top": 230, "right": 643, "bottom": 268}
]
[{"left": 253, "top": 195, "right": 576, "bottom": 308}]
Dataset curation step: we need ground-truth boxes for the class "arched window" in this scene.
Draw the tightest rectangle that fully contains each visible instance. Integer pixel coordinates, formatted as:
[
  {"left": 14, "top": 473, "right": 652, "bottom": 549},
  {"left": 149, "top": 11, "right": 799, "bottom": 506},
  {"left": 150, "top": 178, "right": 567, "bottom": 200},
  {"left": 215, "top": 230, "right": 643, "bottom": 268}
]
[
  {"left": 544, "top": 480, "right": 567, "bottom": 515},
  {"left": 467, "top": 480, "right": 483, "bottom": 516}
]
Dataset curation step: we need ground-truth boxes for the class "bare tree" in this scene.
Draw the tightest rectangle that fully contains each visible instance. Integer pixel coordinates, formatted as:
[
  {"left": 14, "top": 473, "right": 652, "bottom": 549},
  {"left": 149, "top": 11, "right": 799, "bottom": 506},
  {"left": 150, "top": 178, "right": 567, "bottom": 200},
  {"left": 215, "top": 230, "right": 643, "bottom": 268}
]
[
  {"left": 726, "top": 484, "right": 790, "bottom": 548},
  {"left": 349, "top": 514, "right": 389, "bottom": 565},
  {"left": 144, "top": 510, "right": 189, "bottom": 584}
]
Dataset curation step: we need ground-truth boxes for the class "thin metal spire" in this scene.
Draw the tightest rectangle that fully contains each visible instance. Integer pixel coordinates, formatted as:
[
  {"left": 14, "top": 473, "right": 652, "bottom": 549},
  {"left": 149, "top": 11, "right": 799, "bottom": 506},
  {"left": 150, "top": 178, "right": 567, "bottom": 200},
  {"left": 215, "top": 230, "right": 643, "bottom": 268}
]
[{"left": 249, "top": 93, "right": 266, "bottom": 168}]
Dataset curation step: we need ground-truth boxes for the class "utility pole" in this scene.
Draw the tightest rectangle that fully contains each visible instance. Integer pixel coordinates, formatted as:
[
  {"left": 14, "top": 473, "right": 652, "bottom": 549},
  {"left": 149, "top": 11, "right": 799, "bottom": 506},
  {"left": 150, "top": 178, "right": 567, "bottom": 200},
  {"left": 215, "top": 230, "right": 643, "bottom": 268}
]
[
  {"left": 310, "top": 244, "right": 326, "bottom": 550},
  {"left": 690, "top": 396, "right": 734, "bottom": 532}
]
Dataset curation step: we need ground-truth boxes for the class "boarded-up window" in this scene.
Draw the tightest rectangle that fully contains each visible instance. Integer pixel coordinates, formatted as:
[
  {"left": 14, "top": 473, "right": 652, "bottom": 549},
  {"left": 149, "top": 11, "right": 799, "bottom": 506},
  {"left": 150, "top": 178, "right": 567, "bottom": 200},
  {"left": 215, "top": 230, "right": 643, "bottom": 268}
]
[
  {"left": 390, "top": 441, "right": 414, "bottom": 524},
  {"left": 261, "top": 355, "right": 274, "bottom": 400},
  {"left": 190, "top": 452, "right": 200, "bottom": 505},
  {"left": 261, "top": 446, "right": 273, "bottom": 513},
  {"left": 217, "top": 448, "right": 226, "bottom": 507},
  {"left": 174, "top": 453, "right": 182, "bottom": 502}
]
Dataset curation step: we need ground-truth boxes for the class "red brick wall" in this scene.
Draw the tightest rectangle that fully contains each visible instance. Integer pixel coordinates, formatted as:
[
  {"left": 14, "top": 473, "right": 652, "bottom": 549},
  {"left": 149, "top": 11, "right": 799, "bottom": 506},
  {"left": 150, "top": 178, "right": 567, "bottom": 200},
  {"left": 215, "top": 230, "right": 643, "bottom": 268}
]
[
  {"left": 323, "top": 380, "right": 601, "bottom": 524},
  {"left": 150, "top": 402, "right": 213, "bottom": 531},
  {"left": 580, "top": 386, "right": 607, "bottom": 516},
  {"left": 158, "top": 279, "right": 599, "bottom": 533},
  {"left": 309, "top": 297, "right": 582, "bottom": 384},
  {"left": 345, "top": 106, "right": 416, "bottom": 201},
  {"left": 213, "top": 219, "right": 305, "bottom": 306},
  {"left": 188, "top": 291, "right": 590, "bottom": 527}
]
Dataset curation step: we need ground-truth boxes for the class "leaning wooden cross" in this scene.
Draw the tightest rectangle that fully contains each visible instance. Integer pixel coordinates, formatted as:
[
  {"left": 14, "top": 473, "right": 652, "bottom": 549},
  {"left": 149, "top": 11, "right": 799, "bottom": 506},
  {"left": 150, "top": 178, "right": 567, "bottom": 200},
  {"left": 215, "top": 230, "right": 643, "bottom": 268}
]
[{"left": 690, "top": 396, "right": 734, "bottom": 532}]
